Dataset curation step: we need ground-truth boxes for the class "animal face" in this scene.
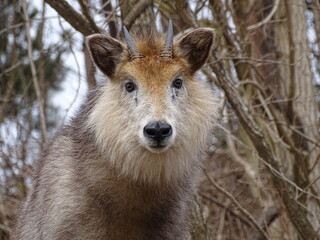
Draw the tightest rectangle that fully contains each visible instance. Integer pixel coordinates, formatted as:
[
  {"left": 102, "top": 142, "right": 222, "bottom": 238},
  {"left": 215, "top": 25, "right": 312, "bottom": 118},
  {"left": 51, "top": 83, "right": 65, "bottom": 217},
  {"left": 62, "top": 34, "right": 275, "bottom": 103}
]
[
  {"left": 117, "top": 59, "right": 188, "bottom": 154},
  {"left": 86, "top": 26, "right": 219, "bottom": 183}
]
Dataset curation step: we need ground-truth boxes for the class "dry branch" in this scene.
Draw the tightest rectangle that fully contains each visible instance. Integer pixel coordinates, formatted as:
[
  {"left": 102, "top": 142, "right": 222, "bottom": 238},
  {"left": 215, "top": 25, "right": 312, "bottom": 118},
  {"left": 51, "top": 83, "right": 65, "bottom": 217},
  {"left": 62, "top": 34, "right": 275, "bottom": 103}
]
[
  {"left": 174, "top": 0, "right": 198, "bottom": 28},
  {"left": 209, "top": 55, "right": 319, "bottom": 240},
  {"left": 78, "top": 0, "right": 100, "bottom": 33},
  {"left": 122, "top": 0, "right": 153, "bottom": 29},
  {"left": 22, "top": 0, "right": 48, "bottom": 143},
  {"left": 199, "top": 192, "right": 252, "bottom": 228},
  {"left": 204, "top": 170, "right": 270, "bottom": 240},
  {"left": 44, "top": 0, "right": 100, "bottom": 35},
  {"left": 246, "top": 0, "right": 280, "bottom": 30}
]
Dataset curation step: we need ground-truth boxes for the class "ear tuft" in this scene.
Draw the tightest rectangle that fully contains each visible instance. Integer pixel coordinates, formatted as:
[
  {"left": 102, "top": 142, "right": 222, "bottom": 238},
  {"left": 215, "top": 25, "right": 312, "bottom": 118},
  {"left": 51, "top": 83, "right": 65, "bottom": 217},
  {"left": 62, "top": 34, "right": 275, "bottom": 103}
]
[
  {"left": 176, "top": 28, "right": 214, "bottom": 73},
  {"left": 86, "top": 34, "right": 125, "bottom": 77}
]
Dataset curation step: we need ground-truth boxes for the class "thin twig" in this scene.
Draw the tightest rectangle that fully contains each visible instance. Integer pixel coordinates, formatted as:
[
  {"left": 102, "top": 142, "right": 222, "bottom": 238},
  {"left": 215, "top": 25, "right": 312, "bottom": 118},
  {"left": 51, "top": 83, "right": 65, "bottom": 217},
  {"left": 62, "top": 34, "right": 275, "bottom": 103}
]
[
  {"left": 203, "top": 170, "right": 270, "bottom": 240},
  {"left": 217, "top": 124, "right": 320, "bottom": 203},
  {"left": 0, "top": 22, "right": 24, "bottom": 35},
  {"left": 56, "top": 16, "right": 82, "bottom": 126},
  {"left": 22, "top": 0, "right": 48, "bottom": 143},
  {"left": 0, "top": 60, "right": 23, "bottom": 78},
  {"left": 199, "top": 192, "right": 252, "bottom": 228},
  {"left": 247, "top": 0, "right": 280, "bottom": 30}
]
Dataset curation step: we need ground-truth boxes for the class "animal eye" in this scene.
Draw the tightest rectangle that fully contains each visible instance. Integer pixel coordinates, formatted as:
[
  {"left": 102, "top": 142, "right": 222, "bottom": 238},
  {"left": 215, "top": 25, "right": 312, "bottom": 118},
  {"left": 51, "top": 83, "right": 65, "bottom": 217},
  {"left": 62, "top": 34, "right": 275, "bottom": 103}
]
[
  {"left": 172, "top": 78, "right": 183, "bottom": 89},
  {"left": 125, "top": 82, "right": 135, "bottom": 92}
]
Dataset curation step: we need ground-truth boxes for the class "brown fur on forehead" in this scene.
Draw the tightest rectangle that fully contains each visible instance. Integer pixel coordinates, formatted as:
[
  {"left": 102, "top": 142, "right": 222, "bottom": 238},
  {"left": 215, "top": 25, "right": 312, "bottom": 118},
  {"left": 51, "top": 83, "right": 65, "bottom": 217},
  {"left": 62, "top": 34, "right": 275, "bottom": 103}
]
[
  {"left": 117, "top": 28, "right": 191, "bottom": 100},
  {"left": 123, "top": 59, "right": 184, "bottom": 94},
  {"left": 117, "top": 28, "right": 191, "bottom": 78},
  {"left": 124, "top": 28, "right": 187, "bottom": 66}
]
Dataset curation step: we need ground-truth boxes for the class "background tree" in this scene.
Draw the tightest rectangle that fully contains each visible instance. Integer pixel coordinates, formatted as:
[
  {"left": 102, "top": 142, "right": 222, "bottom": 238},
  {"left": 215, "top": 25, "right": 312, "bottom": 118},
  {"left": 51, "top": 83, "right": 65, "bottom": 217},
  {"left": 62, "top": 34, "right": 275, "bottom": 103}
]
[
  {"left": 0, "top": 0, "right": 69, "bottom": 238},
  {"left": 1, "top": 0, "right": 319, "bottom": 239}
]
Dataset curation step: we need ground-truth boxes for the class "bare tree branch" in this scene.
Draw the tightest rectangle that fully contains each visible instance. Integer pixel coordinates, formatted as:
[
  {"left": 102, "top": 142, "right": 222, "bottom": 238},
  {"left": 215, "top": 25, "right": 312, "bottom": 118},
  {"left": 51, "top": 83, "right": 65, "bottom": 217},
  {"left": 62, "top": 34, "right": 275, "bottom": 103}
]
[
  {"left": 22, "top": 0, "right": 48, "bottom": 143},
  {"left": 122, "top": 0, "right": 153, "bottom": 29},
  {"left": 199, "top": 192, "right": 252, "bottom": 228},
  {"left": 247, "top": 0, "right": 280, "bottom": 30},
  {"left": 78, "top": 0, "right": 100, "bottom": 33},
  {"left": 44, "top": 0, "right": 100, "bottom": 35},
  {"left": 209, "top": 55, "right": 319, "bottom": 239},
  {"left": 100, "top": 0, "right": 117, "bottom": 37},
  {"left": 204, "top": 170, "right": 270, "bottom": 240}
]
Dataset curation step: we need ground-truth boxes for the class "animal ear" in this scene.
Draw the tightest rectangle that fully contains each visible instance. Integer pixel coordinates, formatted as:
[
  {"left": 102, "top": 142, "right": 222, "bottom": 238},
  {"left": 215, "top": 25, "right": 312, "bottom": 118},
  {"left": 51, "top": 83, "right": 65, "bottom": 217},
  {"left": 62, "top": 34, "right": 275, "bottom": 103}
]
[
  {"left": 175, "top": 28, "right": 214, "bottom": 73},
  {"left": 86, "top": 34, "right": 125, "bottom": 77}
]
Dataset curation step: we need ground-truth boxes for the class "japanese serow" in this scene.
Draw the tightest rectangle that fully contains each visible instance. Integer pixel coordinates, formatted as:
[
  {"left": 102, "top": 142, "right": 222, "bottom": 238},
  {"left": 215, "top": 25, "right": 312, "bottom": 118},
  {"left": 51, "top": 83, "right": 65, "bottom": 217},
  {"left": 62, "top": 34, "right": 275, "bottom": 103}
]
[{"left": 13, "top": 22, "right": 219, "bottom": 240}]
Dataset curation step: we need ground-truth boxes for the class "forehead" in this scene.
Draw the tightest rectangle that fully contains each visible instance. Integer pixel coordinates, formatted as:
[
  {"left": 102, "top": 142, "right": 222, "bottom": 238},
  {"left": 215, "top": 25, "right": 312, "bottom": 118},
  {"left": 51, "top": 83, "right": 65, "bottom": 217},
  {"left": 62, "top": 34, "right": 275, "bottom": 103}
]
[
  {"left": 116, "top": 31, "right": 190, "bottom": 91},
  {"left": 120, "top": 59, "right": 183, "bottom": 88}
]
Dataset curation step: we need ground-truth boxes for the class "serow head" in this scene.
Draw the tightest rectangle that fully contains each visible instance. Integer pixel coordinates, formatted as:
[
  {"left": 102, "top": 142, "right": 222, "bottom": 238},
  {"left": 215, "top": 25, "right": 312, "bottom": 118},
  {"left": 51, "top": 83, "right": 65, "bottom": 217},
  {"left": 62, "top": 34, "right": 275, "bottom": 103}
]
[{"left": 86, "top": 21, "right": 216, "bottom": 155}]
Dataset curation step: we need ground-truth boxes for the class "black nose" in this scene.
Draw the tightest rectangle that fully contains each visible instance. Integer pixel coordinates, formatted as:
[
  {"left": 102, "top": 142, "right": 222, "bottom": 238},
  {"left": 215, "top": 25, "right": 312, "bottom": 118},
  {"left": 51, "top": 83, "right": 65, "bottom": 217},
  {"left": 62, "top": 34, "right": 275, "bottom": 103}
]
[{"left": 144, "top": 121, "right": 172, "bottom": 143}]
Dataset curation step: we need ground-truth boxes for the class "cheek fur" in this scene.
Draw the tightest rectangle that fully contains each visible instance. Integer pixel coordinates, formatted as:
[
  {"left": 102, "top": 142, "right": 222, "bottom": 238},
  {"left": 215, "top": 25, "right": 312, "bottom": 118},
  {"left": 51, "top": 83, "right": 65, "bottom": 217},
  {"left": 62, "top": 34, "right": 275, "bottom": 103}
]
[
  {"left": 173, "top": 80, "right": 219, "bottom": 149},
  {"left": 87, "top": 84, "right": 140, "bottom": 153},
  {"left": 86, "top": 80, "right": 219, "bottom": 184}
]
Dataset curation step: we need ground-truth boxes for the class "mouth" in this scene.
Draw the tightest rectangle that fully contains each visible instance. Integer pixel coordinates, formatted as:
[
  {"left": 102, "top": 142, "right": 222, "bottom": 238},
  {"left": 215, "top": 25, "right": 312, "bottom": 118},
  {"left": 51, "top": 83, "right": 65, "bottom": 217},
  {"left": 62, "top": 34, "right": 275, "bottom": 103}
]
[
  {"left": 150, "top": 144, "right": 167, "bottom": 149},
  {"left": 145, "top": 143, "right": 170, "bottom": 153}
]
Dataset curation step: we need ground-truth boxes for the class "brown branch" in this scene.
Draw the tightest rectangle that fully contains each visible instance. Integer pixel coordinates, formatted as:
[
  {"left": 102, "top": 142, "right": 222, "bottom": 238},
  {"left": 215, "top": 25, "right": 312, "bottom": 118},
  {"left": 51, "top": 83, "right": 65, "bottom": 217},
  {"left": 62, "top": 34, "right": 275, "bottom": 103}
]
[
  {"left": 203, "top": 170, "right": 270, "bottom": 240},
  {"left": 248, "top": 206, "right": 279, "bottom": 240},
  {"left": 174, "top": 0, "right": 198, "bottom": 28},
  {"left": 247, "top": 0, "right": 279, "bottom": 30},
  {"left": 44, "top": 0, "right": 100, "bottom": 36},
  {"left": 78, "top": 0, "right": 100, "bottom": 33},
  {"left": 199, "top": 192, "right": 252, "bottom": 228},
  {"left": 236, "top": 79, "right": 310, "bottom": 158},
  {"left": 0, "top": 22, "right": 24, "bottom": 35},
  {"left": 100, "top": 0, "right": 117, "bottom": 38},
  {"left": 22, "top": 0, "right": 48, "bottom": 143},
  {"left": 156, "top": 0, "right": 196, "bottom": 32},
  {"left": 56, "top": 17, "right": 84, "bottom": 124},
  {"left": 122, "top": 0, "right": 153, "bottom": 30},
  {"left": 284, "top": 0, "right": 296, "bottom": 128},
  {"left": 209, "top": 54, "right": 319, "bottom": 239}
]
